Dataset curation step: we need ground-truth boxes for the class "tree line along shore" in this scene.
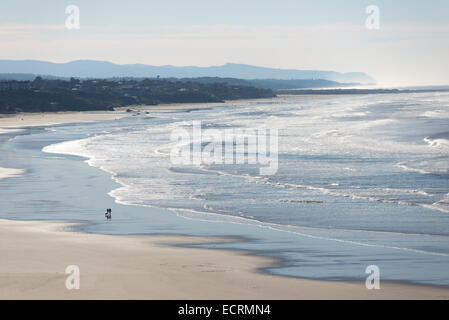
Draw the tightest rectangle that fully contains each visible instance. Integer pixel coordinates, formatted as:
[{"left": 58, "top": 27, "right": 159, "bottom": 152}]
[{"left": 0, "top": 77, "right": 275, "bottom": 114}]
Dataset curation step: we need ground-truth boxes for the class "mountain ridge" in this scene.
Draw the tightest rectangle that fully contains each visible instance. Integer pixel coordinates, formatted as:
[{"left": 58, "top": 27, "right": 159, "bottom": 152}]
[{"left": 0, "top": 60, "right": 375, "bottom": 84}]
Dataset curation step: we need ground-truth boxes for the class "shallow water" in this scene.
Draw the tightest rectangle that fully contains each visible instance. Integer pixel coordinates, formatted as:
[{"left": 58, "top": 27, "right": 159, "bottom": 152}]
[{"left": 1, "top": 93, "right": 449, "bottom": 286}]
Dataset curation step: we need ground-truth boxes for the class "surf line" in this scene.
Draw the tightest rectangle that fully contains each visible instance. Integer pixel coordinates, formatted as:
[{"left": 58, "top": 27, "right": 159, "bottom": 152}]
[{"left": 170, "top": 120, "right": 279, "bottom": 175}]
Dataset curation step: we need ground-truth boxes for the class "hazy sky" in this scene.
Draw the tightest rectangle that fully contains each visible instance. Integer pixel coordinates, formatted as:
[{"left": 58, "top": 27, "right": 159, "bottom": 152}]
[{"left": 1, "top": 0, "right": 448, "bottom": 85}]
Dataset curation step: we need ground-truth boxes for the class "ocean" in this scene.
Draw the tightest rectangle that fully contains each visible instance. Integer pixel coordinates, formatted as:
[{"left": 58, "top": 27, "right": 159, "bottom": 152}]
[{"left": 1, "top": 92, "right": 449, "bottom": 286}]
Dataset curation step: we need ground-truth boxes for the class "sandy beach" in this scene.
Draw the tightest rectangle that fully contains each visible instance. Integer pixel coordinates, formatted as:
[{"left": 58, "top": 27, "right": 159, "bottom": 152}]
[
  {"left": 1, "top": 107, "right": 449, "bottom": 300},
  {"left": 0, "top": 99, "right": 268, "bottom": 129},
  {"left": 0, "top": 98, "right": 278, "bottom": 129},
  {"left": 1, "top": 218, "right": 449, "bottom": 300},
  {"left": 0, "top": 111, "right": 128, "bottom": 128}
]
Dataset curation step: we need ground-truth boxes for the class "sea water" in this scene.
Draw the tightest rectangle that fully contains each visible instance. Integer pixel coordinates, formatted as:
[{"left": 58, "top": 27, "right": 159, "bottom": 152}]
[{"left": 1, "top": 92, "right": 449, "bottom": 286}]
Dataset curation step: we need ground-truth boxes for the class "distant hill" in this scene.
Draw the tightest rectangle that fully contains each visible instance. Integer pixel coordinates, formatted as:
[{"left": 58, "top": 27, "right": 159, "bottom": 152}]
[
  {"left": 0, "top": 73, "right": 65, "bottom": 81},
  {"left": 0, "top": 74, "right": 361, "bottom": 90},
  {"left": 162, "top": 77, "right": 356, "bottom": 89},
  {"left": 248, "top": 78, "right": 357, "bottom": 89},
  {"left": 0, "top": 60, "right": 376, "bottom": 84}
]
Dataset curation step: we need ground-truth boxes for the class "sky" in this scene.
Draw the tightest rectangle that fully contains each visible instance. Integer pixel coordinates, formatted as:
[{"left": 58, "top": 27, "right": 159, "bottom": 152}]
[{"left": 0, "top": 0, "right": 448, "bottom": 86}]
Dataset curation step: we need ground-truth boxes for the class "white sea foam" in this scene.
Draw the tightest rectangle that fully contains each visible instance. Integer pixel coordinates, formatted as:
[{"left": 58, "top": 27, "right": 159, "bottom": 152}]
[
  {"left": 421, "top": 110, "right": 449, "bottom": 119},
  {"left": 0, "top": 128, "right": 25, "bottom": 134},
  {"left": 42, "top": 138, "right": 92, "bottom": 158},
  {"left": 424, "top": 137, "right": 449, "bottom": 151},
  {"left": 397, "top": 160, "right": 449, "bottom": 176}
]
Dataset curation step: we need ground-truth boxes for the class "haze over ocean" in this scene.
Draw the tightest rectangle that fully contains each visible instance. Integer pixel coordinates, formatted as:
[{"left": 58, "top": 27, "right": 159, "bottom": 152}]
[{"left": 2, "top": 0, "right": 449, "bottom": 86}]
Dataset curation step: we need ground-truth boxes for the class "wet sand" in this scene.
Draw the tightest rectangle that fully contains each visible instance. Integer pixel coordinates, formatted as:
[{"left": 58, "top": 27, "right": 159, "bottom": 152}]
[{"left": 2, "top": 219, "right": 449, "bottom": 300}]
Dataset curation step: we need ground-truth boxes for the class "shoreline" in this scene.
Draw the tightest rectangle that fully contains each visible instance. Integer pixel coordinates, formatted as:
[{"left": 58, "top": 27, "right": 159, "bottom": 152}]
[
  {"left": 1, "top": 99, "right": 449, "bottom": 299},
  {"left": 114, "top": 97, "right": 281, "bottom": 113},
  {"left": 0, "top": 167, "right": 25, "bottom": 180},
  {"left": 0, "top": 97, "right": 279, "bottom": 128},
  {"left": 0, "top": 110, "right": 129, "bottom": 129},
  {"left": 2, "top": 218, "right": 449, "bottom": 299}
]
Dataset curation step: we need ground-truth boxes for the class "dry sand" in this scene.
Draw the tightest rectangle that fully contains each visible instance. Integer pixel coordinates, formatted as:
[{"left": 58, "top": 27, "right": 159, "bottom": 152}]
[
  {"left": 0, "top": 100, "right": 246, "bottom": 128},
  {"left": 1, "top": 219, "right": 449, "bottom": 300},
  {"left": 0, "top": 97, "right": 278, "bottom": 128},
  {"left": 0, "top": 111, "right": 128, "bottom": 128}
]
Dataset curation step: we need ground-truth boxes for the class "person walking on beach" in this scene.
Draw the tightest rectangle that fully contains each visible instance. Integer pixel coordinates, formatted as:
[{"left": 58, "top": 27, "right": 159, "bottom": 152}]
[{"left": 105, "top": 208, "right": 112, "bottom": 220}]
